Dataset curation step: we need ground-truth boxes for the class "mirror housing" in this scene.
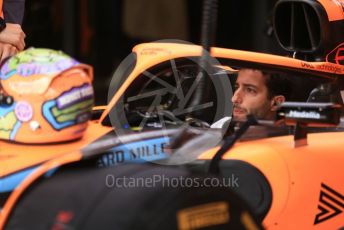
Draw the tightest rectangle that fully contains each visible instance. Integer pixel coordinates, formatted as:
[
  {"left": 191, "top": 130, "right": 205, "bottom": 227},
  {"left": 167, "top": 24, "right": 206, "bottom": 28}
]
[{"left": 276, "top": 102, "right": 341, "bottom": 127}]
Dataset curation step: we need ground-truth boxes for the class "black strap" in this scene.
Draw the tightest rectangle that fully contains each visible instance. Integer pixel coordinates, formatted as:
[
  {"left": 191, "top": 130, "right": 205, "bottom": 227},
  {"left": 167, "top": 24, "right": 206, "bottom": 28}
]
[{"left": 208, "top": 115, "right": 257, "bottom": 174}]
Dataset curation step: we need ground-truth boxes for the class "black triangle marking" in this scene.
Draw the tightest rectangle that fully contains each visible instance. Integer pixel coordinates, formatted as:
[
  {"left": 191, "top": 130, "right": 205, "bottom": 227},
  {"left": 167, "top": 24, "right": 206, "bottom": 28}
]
[{"left": 314, "top": 183, "right": 344, "bottom": 225}]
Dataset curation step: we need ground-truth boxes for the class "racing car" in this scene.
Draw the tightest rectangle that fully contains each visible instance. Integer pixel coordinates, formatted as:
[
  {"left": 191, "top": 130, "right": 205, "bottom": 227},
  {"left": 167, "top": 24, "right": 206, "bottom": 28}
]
[{"left": 1, "top": 0, "right": 344, "bottom": 229}]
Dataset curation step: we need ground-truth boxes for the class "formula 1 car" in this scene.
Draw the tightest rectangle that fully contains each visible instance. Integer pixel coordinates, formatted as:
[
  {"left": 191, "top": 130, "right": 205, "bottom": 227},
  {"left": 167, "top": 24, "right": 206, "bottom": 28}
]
[{"left": 1, "top": 0, "right": 344, "bottom": 229}]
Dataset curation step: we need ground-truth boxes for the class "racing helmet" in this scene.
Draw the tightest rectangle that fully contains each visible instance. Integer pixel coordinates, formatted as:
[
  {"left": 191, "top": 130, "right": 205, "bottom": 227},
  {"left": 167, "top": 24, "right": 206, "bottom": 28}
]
[{"left": 0, "top": 48, "right": 94, "bottom": 144}]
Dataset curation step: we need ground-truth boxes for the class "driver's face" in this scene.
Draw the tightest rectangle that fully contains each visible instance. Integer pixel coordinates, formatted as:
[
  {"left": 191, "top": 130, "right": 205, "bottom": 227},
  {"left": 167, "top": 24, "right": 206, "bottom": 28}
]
[{"left": 232, "top": 69, "right": 273, "bottom": 120}]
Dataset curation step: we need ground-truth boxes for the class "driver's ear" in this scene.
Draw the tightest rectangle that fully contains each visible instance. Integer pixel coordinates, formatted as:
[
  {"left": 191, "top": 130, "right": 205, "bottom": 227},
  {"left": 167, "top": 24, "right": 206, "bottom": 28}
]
[{"left": 270, "top": 95, "right": 285, "bottom": 111}]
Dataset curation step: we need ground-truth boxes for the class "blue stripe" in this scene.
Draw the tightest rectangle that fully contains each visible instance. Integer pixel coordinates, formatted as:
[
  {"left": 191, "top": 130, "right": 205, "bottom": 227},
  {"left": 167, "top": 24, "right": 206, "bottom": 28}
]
[
  {"left": 0, "top": 103, "right": 15, "bottom": 116},
  {"left": 0, "top": 137, "right": 170, "bottom": 203},
  {"left": 0, "top": 69, "right": 16, "bottom": 80},
  {"left": 0, "top": 167, "right": 37, "bottom": 193},
  {"left": 42, "top": 100, "right": 74, "bottom": 130},
  {"left": 97, "top": 137, "right": 170, "bottom": 167},
  {"left": 10, "top": 121, "right": 21, "bottom": 140}
]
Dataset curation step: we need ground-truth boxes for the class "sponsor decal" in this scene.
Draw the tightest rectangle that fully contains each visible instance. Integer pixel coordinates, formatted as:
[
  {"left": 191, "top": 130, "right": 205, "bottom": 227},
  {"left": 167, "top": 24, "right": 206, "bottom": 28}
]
[
  {"left": 316, "top": 64, "right": 343, "bottom": 74},
  {"left": 57, "top": 85, "right": 93, "bottom": 109},
  {"left": 15, "top": 101, "right": 33, "bottom": 122},
  {"left": 326, "top": 43, "right": 344, "bottom": 66},
  {"left": 140, "top": 47, "right": 172, "bottom": 56},
  {"left": 97, "top": 137, "right": 169, "bottom": 167},
  {"left": 286, "top": 110, "right": 321, "bottom": 119},
  {"left": 314, "top": 183, "right": 344, "bottom": 225},
  {"left": 301, "top": 62, "right": 315, "bottom": 69},
  {"left": 177, "top": 202, "right": 230, "bottom": 230},
  {"left": 42, "top": 84, "right": 93, "bottom": 130}
]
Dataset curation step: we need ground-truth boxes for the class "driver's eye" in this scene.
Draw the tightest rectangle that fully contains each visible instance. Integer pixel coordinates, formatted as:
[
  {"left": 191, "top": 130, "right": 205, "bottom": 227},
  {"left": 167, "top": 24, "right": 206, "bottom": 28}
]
[{"left": 246, "top": 87, "right": 256, "bottom": 94}]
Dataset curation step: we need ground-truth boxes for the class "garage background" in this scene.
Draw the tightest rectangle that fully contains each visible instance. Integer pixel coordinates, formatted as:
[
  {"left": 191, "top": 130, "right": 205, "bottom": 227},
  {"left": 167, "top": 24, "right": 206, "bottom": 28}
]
[{"left": 22, "top": 0, "right": 288, "bottom": 105}]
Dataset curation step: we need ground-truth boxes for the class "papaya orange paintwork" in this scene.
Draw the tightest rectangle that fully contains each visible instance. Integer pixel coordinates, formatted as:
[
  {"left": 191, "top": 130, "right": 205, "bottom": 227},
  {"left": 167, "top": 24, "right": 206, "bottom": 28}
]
[
  {"left": 0, "top": 0, "right": 2, "bottom": 17},
  {"left": 199, "top": 133, "right": 344, "bottom": 229},
  {"left": 99, "top": 42, "right": 343, "bottom": 123},
  {"left": 0, "top": 121, "right": 112, "bottom": 228},
  {"left": 1, "top": 0, "right": 344, "bottom": 229},
  {"left": 0, "top": 150, "right": 83, "bottom": 228},
  {"left": 318, "top": 0, "right": 344, "bottom": 21},
  {"left": 1, "top": 42, "right": 344, "bottom": 230},
  {"left": 0, "top": 121, "right": 112, "bottom": 177}
]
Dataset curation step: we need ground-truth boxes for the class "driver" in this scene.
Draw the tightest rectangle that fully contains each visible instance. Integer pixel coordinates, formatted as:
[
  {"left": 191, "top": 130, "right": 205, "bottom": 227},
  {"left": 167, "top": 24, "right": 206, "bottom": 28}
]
[
  {"left": 232, "top": 68, "right": 292, "bottom": 121},
  {"left": 211, "top": 68, "right": 292, "bottom": 129}
]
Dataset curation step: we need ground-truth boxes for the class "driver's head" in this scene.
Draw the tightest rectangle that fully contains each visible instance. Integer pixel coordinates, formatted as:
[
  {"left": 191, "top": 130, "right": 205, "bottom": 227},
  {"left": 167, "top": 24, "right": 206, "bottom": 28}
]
[{"left": 232, "top": 69, "right": 292, "bottom": 120}]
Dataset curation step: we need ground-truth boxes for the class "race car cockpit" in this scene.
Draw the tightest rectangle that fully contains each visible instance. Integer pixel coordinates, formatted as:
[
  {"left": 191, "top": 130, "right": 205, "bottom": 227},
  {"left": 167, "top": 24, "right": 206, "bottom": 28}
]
[{"left": 1, "top": 0, "right": 344, "bottom": 229}]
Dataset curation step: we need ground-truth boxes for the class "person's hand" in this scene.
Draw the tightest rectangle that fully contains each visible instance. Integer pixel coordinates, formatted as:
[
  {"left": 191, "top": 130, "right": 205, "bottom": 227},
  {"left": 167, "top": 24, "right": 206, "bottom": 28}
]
[
  {"left": 0, "top": 23, "right": 26, "bottom": 51},
  {"left": 0, "top": 42, "right": 18, "bottom": 62}
]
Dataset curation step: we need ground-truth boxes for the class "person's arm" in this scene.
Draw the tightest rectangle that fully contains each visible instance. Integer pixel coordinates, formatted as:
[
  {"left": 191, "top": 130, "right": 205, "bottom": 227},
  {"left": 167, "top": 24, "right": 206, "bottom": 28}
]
[
  {"left": 0, "top": 0, "right": 25, "bottom": 61},
  {"left": 0, "top": 42, "right": 17, "bottom": 60},
  {"left": 3, "top": 0, "right": 25, "bottom": 25},
  {"left": 0, "top": 23, "right": 25, "bottom": 50}
]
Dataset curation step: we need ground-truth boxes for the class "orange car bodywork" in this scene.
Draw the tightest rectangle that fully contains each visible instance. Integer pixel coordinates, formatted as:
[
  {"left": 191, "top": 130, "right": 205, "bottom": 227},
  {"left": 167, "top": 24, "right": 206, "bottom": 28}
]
[
  {"left": 0, "top": 121, "right": 112, "bottom": 227},
  {"left": 318, "top": 0, "right": 344, "bottom": 21},
  {"left": 200, "top": 133, "right": 344, "bottom": 229},
  {"left": 0, "top": 0, "right": 3, "bottom": 17},
  {"left": 100, "top": 42, "right": 344, "bottom": 123},
  {"left": 0, "top": 121, "right": 111, "bottom": 177},
  {"left": 1, "top": 0, "right": 344, "bottom": 226},
  {"left": 1, "top": 42, "right": 343, "bottom": 229}
]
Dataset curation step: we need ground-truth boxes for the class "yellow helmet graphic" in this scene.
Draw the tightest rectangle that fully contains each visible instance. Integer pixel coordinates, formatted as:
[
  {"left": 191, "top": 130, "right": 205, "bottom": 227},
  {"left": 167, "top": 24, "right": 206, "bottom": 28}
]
[{"left": 0, "top": 48, "right": 94, "bottom": 143}]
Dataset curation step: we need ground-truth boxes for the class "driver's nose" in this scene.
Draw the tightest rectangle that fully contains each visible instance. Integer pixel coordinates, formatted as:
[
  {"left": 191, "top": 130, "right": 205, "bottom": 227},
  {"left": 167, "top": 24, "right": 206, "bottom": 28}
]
[{"left": 231, "top": 88, "right": 242, "bottom": 104}]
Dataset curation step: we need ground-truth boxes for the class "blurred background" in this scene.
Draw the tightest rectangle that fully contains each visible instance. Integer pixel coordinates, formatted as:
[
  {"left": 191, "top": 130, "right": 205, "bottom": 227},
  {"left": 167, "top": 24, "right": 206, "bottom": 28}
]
[{"left": 22, "top": 0, "right": 287, "bottom": 105}]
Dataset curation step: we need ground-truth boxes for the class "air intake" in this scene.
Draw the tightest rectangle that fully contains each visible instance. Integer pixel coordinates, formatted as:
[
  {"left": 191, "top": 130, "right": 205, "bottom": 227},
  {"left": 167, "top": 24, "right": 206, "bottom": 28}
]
[{"left": 273, "top": 0, "right": 331, "bottom": 59}]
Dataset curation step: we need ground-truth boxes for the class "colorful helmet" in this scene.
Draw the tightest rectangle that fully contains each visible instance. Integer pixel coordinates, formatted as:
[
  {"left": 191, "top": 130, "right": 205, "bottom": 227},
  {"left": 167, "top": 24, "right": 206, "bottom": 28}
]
[{"left": 0, "top": 48, "right": 94, "bottom": 143}]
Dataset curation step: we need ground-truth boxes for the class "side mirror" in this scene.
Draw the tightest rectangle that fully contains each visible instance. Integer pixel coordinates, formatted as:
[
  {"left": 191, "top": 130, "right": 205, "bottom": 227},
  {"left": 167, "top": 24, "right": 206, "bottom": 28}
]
[
  {"left": 276, "top": 102, "right": 342, "bottom": 147},
  {"left": 276, "top": 102, "right": 341, "bottom": 127}
]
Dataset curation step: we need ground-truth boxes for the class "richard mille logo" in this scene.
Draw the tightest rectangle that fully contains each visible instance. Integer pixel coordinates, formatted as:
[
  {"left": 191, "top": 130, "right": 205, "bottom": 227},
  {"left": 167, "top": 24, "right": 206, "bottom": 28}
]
[{"left": 314, "top": 183, "right": 344, "bottom": 225}]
